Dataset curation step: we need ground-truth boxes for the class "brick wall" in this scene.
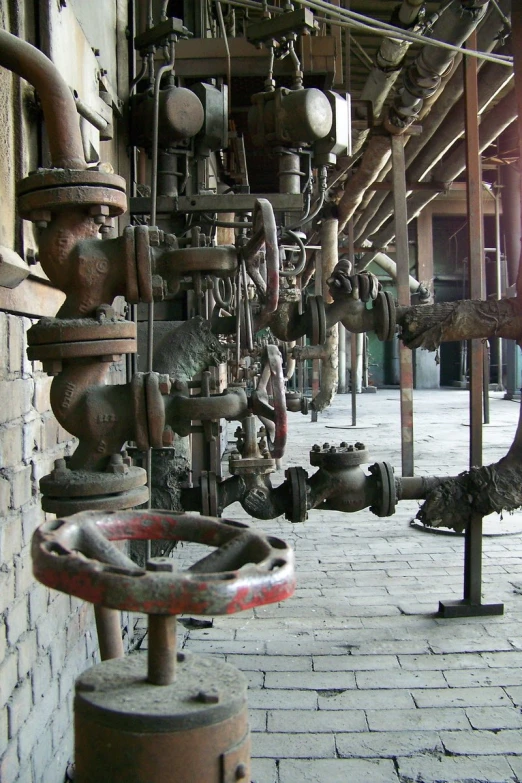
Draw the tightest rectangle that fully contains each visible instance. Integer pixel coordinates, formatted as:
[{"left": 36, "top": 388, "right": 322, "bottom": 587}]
[{"left": 0, "top": 313, "right": 109, "bottom": 783}]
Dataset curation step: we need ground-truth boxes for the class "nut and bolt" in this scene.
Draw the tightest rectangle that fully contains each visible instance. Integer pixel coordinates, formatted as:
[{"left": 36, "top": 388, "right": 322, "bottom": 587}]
[
  {"left": 89, "top": 205, "right": 110, "bottom": 225},
  {"left": 162, "top": 426, "right": 174, "bottom": 447},
  {"left": 96, "top": 304, "right": 115, "bottom": 322},
  {"left": 340, "top": 441, "right": 347, "bottom": 448},
  {"left": 106, "top": 453, "right": 128, "bottom": 475},
  {"left": 235, "top": 763, "right": 248, "bottom": 780},
  {"left": 158, "top": 374, "right": 171, "bottom": 395},
  {"left": 177, "top": 652, "right": 186, "bottom": 662},
  {"left": 355, "top": 442, "right": 365, "bottom": 451},
  {"left": 347, "top": 445, "right": 354, "bottom": 452},
  {"left": 312, "top": 444, "right": 321, "bottom": 452},
  {"left": 152, "top": 274, "right": 166, "bottom": 300},
  {"left": 29, "top": 209, "right": 52, "bottom": 229},
  {"left": 26, "top": 248, "right": 38, "bottom": 266},
  {"left": 195, "top": 689, "right": 220, "bottom": 704},
  {"left": 52, "top": 458, "right": 68, "bottom": 478},
  {"left": 147, "top": 226, "right": 164, "bottom": 247},
  {"left": 329, "top": 446, "right": 337, "bottom": 453},
  {"left": 322, "top": 443, "right": 330, "bottom": 450}
]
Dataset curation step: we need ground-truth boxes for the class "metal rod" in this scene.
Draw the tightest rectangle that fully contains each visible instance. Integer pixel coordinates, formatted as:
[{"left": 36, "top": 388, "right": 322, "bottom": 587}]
[
  {"left": 391, "top": 134, "right": 414, "bottom": 477},
  {"left": 348, "top": 217, "right": 357, "bottom": 425},
  {"left": 147, "top": 615, "right": 177, "bottom": 686},
  {"left": 94, "top": 606, "right": 124, "bottom": 661}
]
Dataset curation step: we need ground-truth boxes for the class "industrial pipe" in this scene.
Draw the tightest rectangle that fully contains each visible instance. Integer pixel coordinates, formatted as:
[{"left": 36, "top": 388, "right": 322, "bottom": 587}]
[
  {"left": 360, "top": 87, "right": 517, "bottom": 260},
  {"left": 0, "top": 29, "right": 86, "bottom": 169},
  {"left": 387, "top": 0, "right": 490, "bottom": 132}
]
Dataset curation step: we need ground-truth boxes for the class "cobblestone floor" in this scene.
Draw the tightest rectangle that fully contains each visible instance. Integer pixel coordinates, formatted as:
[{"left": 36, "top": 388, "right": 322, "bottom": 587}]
[{"left": 150, "top": 389, "right": 522, "bottom": 783}]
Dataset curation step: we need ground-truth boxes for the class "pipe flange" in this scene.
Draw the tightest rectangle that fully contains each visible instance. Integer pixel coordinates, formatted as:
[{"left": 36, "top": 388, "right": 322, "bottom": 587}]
[
  {"left": 285, "top": 466, "right": 308, "bottom": 523},
  {"left": 200, "top": 471, "right": 219, "bottom": 517},
  {"left": 27, "top": 315, "right": 136, "bottom": 346},
  {"left": 40, "top": 464, "right": 148, "bottom": 498},
  {"left": 27, "top": 337, "right": 136, "bottom": 363},
  {"left": 369, "top": 461, "right": 396, "bottom": 517},
  {"left": 135, "top": 225, "right": 153, "bottom": 303},
  {"left": 310, "top": 442, "right": 368, "bottom": 469},
  {"left": 229, "top": 455, "right": 276, "bottom": 476},
  {"left": 41, "top": 485, "right": 149, "bottom": 516},
  {"left": 308, "top": 295, "right": 326, "bottom": 345},
  {"left": 17, "top": 168, "right": 127, "bottom": 220},
  {"left": 373, "top": 291, "right": 396, "bottom": 342}
]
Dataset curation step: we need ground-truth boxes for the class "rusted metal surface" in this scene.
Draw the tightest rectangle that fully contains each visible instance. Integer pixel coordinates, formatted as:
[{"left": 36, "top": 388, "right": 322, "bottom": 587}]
[
  {"left": 74, "top": 654, "right": 250, "bottom": 783},
  {"left": 32, "top": 511, "right": 295, "bottom": 615},
  {"left": 392, "top": 134, "right": 414, "bottom": 478},
  {"left": 0, "top": 29, "right": 86, "bottom": 169}
]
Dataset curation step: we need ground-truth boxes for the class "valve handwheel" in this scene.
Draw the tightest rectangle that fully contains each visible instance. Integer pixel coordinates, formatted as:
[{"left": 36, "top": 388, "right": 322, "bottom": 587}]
[
  {"left": 250, "top": 344, "right": 288, "bottom": 459},
  {"left": 32, "top": 510, "right": 295, "bottom": 615},
  {"left": 240, "top": 198, "right": 279, "bottom": 314}
]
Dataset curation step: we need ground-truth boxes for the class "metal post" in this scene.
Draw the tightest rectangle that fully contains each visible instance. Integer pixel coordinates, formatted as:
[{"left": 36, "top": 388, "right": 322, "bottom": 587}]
[
  {"left": 439, "top": 31, "right": 503, "bottom": 618},
  {"left": 391, "top": 134, "right": 414, "bottom": 477},
  {"left": 348, "top": 218, "right": 357, "bottom": 425}
]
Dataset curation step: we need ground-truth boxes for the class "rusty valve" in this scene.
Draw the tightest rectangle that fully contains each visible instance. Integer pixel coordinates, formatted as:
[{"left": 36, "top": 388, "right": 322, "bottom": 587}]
[{"left": 33, "top": 511, "right": 294, "bottom": 782}]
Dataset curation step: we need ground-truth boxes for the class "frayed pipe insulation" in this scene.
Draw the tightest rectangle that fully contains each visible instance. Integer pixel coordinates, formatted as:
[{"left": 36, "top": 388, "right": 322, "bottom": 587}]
[{"left": 388, "top": 0, "right": 490, "bottom": 130}]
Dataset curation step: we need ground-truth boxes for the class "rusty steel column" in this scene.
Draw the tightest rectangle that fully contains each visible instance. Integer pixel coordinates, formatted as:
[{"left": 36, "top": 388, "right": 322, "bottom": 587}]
[
  {"left": 391, "top": 134, "right": 414, "bottom": 477},
  {"left": 439, "top": 31, "right": 503, "bottom": 618}
]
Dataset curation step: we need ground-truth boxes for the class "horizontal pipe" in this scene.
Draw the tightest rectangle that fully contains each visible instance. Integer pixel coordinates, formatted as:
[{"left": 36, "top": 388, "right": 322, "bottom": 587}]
[{"left": 0, "top": 29, "right": 86, "bottom": 169}]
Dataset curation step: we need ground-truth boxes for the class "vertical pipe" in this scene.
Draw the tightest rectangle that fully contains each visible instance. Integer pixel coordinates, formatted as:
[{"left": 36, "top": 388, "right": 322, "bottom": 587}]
[
  {"left": 391, "top": 134, "right": 414, "bottom": 477},
  {"left": 465, "top": 30, "right": 484, "bottom": 605},
  {"left": 494, "top": 177, "right": 503, "bottom": 389},
  {"left": 338, "top": 323, "right": 346, "bottom": 393}
]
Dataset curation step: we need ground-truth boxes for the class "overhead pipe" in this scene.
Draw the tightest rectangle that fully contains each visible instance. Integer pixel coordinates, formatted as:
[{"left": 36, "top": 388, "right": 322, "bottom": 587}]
[
  {"left": 386, "top": 0, "right": 490, "bottom": 133},
  {"left": 337, "top": 1, "right": 490, "bottom": 234},
  {"left": 352, "top": 0, "right": 426, "bottom": 155},
  {"left": 0, "top": 29, "right": 86, "bottom": 169},
  {"left": 360, "top": 45, "right": 514, "bottom": 243},
  {"left": 354, "top": 0, "right": 510, "bottom": 243},
  {"left": 359, "top": 87, "right": 517, "bottom": 265}
]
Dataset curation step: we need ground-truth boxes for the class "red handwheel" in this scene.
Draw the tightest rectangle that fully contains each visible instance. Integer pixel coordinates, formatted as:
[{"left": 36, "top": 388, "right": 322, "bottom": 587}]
[{"left": 32, "top": 510, "right": 295, "bottom": 615}]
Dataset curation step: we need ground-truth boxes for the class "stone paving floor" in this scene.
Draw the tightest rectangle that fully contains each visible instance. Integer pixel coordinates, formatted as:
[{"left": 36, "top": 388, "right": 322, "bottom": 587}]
[{"left": 156, "top": 389, "right": 522, "bottom": 782}]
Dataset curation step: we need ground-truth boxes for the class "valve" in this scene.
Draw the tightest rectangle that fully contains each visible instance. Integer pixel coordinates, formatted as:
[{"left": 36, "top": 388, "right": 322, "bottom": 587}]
[
  {"left": 32, "top": 510, "right": 295, "bottom": 783},
  {"left": 250, "top": 345, "right": 288, "bottom": 459}
]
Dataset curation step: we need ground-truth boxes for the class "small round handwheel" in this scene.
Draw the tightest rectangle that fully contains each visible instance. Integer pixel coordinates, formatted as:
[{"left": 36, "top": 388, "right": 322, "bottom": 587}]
[
  {"left": 250, "top": 344, "right": 288, "bottom": 459},
  {"left": 32, "top": 510, "right": 295, "bottom": 615}
]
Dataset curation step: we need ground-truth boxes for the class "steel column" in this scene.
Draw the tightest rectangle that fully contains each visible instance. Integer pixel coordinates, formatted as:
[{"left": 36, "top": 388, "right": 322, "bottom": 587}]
[
  {"left": 439, "top": 31, "right": 503, "bottom": 618},
  {"left": 391, "top": 134, "right": 414, "bottom": 477}
]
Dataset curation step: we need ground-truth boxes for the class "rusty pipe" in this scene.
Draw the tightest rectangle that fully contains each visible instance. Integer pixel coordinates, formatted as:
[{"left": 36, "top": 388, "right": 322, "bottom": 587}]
[
  {"left": 165, "top": 388, "right": 249, "bottom": 436},
  {"left": 0, "top": 29, "right": 86, "bottom": 169}
]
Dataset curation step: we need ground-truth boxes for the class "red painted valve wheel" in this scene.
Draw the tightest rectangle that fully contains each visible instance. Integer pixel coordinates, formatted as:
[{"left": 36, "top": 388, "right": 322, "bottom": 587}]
[
  {"left": 250, "top": 344, "right": 288, "bottom": 459},
  {"left": 32, "top": 510, "right": 295, "bottom": 615}
]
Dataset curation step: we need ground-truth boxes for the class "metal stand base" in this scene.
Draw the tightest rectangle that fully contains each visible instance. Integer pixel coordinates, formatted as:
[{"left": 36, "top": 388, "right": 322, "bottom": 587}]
[{"left": 438, "top": 599, "right": 504, "bottom": 618}]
